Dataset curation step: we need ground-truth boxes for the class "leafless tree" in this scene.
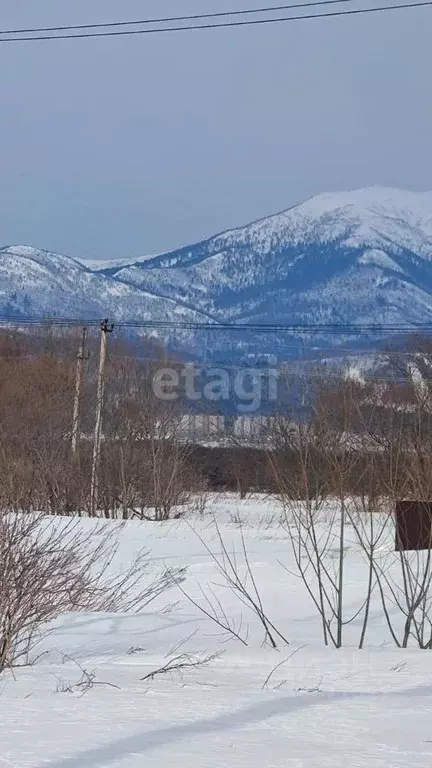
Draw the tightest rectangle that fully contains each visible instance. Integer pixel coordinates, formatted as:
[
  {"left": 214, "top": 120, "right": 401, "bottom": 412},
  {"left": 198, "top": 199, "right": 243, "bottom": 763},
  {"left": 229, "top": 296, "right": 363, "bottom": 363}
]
[
  {"left": 270, "top": 350, "right": 432, "bottom": 649},
  {"left": 0, "top": 328, "right": 207, "bottom": 520},
  {"left": 269, "top": 374, "right": 393, "bottom": 648},
  {"left": 100, "top": 353, "right": 206, "bottom": 520}
]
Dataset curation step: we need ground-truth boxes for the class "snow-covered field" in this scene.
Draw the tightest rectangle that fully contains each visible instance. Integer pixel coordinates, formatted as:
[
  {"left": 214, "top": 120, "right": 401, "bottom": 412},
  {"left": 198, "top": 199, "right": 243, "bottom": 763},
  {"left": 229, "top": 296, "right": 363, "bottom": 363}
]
[{"left": 2, "top": 494, "right": 432, "bottom": 767}]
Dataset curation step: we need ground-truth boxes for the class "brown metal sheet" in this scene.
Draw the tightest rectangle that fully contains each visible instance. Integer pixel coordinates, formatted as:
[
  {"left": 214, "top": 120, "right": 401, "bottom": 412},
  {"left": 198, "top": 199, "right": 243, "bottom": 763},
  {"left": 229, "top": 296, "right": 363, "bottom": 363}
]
[{"left": 395, "top": 501, "right": 432, "bottom": 551}]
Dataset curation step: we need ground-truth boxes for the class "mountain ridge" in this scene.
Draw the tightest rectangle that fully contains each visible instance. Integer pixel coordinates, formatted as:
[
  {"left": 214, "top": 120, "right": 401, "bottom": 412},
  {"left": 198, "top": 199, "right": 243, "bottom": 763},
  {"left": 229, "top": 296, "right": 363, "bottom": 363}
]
[
  {"left": 95, "top": 186, "right": 432, "bottom": 332},
  {"left": 2, "top": 186, "right": 432, "bottom": 357}
]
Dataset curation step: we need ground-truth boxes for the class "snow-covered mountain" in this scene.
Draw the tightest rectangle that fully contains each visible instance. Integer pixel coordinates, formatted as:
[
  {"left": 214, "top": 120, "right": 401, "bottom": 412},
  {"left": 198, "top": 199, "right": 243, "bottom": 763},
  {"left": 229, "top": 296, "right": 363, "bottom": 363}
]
[
  {"left": 3, "top": 187, "right": 432, "bottom": 356},
  {"left": 0, "top": 245, "right": 211, "bottom": 328},
  {"left": 97, "top": 187, "right": 432, "bottom": 329}
]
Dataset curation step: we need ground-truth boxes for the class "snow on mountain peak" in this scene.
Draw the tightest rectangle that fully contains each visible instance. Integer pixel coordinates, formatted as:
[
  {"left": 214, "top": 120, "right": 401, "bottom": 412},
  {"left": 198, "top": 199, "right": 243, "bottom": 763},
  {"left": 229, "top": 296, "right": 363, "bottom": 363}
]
[
  {"left": 200, "top": 186, "right": 432, "bottom": 264},
  {"left": 302, "top": 185, "right": 432, "bottom": 213},
  {"left": 298, "top": 186, "right": 432, "bottom": 243}
]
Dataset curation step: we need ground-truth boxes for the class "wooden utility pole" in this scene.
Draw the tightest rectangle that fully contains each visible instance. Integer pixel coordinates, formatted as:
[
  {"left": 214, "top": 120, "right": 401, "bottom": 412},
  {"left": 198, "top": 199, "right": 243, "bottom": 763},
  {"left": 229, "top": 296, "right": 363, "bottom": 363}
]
[
  {"left": 71, "top": 327, "right": 89, "bottom": 457},
  {"left": 90, "top": 319, "right": 114, "bottom": 516}
]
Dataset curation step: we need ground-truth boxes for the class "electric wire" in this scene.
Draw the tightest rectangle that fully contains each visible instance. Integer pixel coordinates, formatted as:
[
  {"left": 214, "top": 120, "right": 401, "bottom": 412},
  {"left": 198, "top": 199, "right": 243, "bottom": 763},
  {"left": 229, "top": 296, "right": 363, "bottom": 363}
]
[{"left": 0, "top": 1, "right": 430, "bottom": 43}]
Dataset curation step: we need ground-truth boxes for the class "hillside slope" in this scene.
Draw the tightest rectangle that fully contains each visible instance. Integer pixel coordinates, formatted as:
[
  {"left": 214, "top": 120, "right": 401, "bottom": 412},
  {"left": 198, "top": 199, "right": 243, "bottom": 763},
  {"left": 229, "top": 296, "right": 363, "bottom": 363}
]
[
  {"left": 3, "top": 187, "right": 432, "bottom": 356},
  {"left": 98, "top": 187, "right": 432, "bottom": 328},
  {"left": 0, "top": 245, "right": 212, "bottom": 328}
]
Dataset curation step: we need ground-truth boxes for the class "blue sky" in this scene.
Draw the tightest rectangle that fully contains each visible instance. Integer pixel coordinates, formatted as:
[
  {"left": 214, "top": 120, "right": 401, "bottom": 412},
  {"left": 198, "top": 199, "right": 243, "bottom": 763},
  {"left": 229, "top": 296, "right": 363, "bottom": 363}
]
[{"left": 1, "top": 0, "right": 431, "bottom": 259}]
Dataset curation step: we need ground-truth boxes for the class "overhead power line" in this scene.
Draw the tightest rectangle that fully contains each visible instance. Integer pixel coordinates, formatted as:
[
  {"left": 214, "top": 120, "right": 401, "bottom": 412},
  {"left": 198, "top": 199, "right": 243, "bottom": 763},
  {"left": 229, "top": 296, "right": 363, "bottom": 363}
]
[
  {"left": 1, "top": 316, "right": 432, "bottom": 335},
  {"left": 0, "top": 1, "right": 361, "bottom": 35},
  {"left": 0, "top": 1, "right": 431, "bottom": 42}
]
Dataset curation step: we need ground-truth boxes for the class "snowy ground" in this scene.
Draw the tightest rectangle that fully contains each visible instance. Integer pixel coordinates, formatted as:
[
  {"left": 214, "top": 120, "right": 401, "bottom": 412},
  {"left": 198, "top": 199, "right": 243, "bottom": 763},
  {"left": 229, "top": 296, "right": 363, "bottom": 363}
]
[{"left": 2, "top": 494, "right": 432, "bottom": 767}]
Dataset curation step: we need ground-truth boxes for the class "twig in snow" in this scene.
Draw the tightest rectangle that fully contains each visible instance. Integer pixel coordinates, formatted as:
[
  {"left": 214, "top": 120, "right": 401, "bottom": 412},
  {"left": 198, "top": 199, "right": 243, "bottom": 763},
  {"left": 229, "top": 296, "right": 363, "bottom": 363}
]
[
  {"left": 262, "top": 644, "right": 306, "bottom": 690},
  {"left": 140, "top": 651, "right": 222, "bottom": 682}
]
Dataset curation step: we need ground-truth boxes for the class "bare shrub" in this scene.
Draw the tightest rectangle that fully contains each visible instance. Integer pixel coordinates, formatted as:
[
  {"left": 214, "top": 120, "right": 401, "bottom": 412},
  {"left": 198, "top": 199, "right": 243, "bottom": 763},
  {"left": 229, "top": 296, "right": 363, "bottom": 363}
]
[
  {"left": 55, "top": 654, "right": 121, "bottom": 696},
  {"left": 0, "top": 328, "right": 206, "bottom": 520},
  {"left": 271, "top": 352, "right": 432, "bottom": 649},
  {"left": 185, "top": 519, "right": 289, "bottom": 648},
  {"left": 349, "top": 342, "right": 432, "bottom": 649},
  {"left": 0, "top": 349, "right": 81, "bottom": 514},
  {"left": 99, "top": 354, "right": 206, "bottom": 521},
  {"left": 269, "top": 408, "right": 343, "bottom": 647},
  {"left": 366, "top": 439, "right": 432, "bottom": 649},
  {"left": 0, "top": 511, "right": 183, "bottom": 673},
  {"left": 270, "top": 375, "right": 393, "bottom": 648}
]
